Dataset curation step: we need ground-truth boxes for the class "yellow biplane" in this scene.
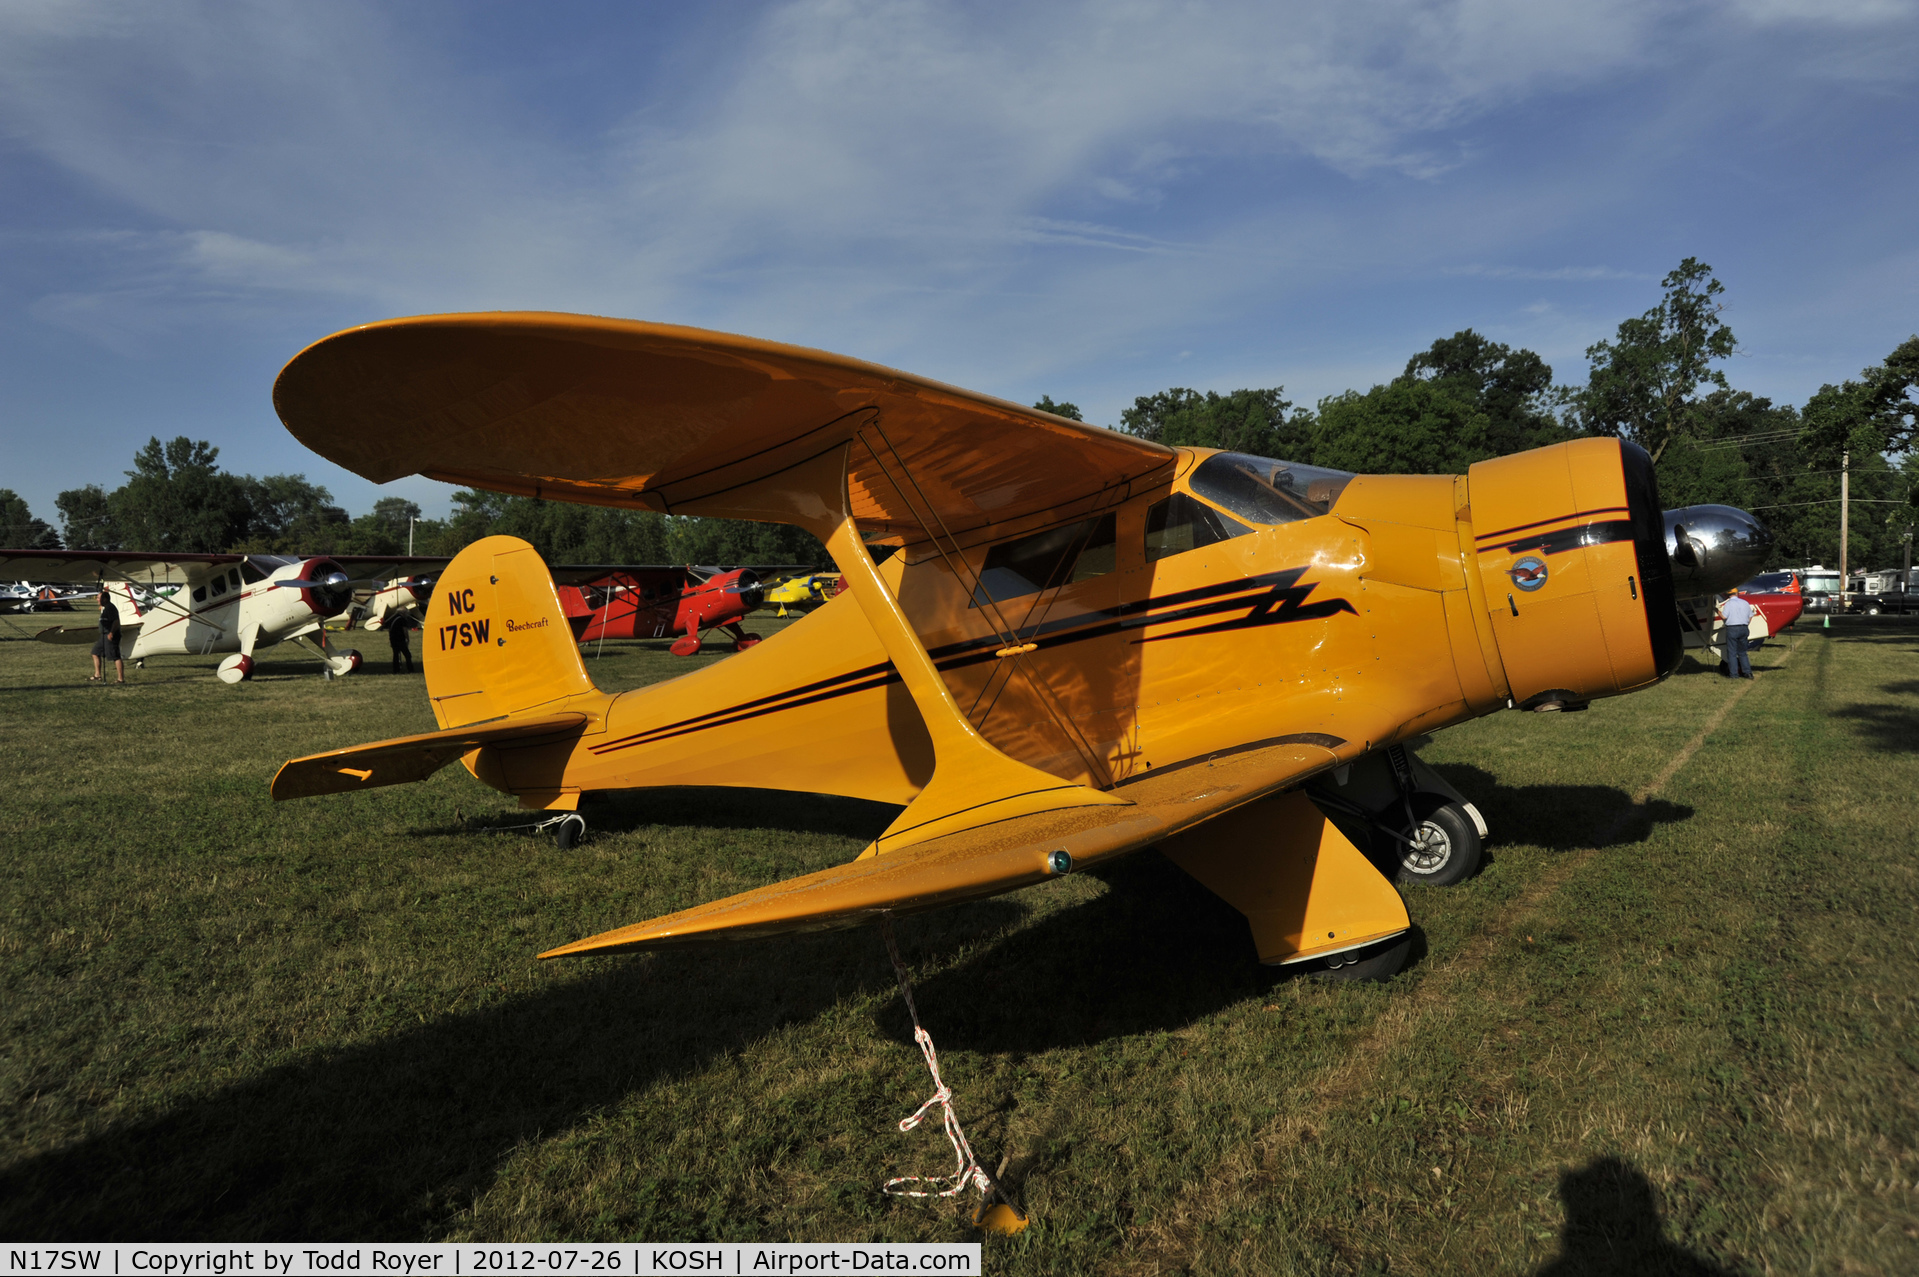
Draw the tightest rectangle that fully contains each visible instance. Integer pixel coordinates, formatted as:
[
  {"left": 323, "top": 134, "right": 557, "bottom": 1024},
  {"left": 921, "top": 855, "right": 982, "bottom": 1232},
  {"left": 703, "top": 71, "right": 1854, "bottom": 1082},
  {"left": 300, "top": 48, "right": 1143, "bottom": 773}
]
[{"left": 271, "top": 312, "right": 1686, "bottom": 981}]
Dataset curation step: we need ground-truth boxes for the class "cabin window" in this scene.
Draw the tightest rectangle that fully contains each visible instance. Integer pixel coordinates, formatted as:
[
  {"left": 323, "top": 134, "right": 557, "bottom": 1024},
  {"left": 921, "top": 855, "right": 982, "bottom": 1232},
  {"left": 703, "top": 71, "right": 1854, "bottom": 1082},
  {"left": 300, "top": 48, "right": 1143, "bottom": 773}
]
[
  {"left": 1145, "top": 493, "right": 1251, "bottom": 562},
  {"left": 209, "top": 575, "right": 227, "bottom": 598},
  {"left": 1188, "top": 452, "right": 1353, "bottom": 525},
  {"left": 229, "top": 569, "right": 243, "bottom": 590},
  {"left": 192, "top": 586, "right": 207, "bottom": 604},
  {"left": 239, "top": 559, "right": 268, "bottom": 585},
  {"left": 973, "top": 513, "right": 1117, "bottom": 605}
]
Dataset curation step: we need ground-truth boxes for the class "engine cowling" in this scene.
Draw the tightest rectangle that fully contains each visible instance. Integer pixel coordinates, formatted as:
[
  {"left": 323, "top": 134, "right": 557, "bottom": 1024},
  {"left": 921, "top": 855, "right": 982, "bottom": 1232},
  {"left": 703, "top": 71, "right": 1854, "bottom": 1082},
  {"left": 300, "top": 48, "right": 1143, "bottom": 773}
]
[
  {"left": 1466, "top": 438, "right": 1685, "bottom": 711},
  {"left": 295, "top": 557, "right": 355, "bottom": 618}
]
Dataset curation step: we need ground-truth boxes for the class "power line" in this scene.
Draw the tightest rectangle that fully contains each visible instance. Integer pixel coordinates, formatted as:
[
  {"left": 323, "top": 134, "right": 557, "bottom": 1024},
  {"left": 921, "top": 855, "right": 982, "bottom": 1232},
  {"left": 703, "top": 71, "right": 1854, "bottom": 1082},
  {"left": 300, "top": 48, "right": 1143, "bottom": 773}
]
[{"left": 1749, "top": 499, "right": 1914, "bottom": 510}]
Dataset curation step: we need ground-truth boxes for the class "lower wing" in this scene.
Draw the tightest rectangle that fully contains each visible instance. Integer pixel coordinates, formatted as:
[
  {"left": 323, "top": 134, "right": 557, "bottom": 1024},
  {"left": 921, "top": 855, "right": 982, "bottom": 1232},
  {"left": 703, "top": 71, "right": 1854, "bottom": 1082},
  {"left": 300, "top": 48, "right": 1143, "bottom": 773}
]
[{"left": 540, "top": 733, "right": 1350, "bottom": 958}]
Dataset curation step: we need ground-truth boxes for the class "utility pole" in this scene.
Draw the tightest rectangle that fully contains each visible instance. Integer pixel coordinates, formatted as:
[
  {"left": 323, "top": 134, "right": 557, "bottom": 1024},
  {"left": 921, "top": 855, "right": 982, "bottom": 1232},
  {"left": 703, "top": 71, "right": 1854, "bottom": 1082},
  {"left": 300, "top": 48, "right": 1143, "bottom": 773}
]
[
  {"left": 408, "top": 517, "right": 416, "bottom": 557},
  {"left": 1839, "top": 450, "right": 1850, "bottom": 611}
]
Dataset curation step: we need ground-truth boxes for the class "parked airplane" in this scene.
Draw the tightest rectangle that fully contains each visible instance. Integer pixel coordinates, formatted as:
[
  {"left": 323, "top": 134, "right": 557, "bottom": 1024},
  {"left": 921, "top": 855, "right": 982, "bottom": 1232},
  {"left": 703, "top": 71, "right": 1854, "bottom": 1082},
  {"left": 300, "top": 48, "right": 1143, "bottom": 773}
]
[
  {"left": 0, "top": 550, "right": 447, "bottom": 681},
  {"left": 762, "top": 570, "right": 842, "bottom": 616},
  {"left": 561, "top": 564, "right": 811, "bottom": 654},
  {"left": 266, "top": 311, "right": 1748, "bottom": 993}
]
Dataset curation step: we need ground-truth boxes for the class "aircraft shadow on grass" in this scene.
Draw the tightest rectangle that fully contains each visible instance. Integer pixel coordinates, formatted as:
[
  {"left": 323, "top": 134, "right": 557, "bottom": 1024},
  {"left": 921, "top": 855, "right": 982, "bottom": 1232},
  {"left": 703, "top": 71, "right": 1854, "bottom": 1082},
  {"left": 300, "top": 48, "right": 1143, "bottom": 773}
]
[
  {"left": 1532, "top": 1156, "right": 1734, "bottom": 1276},
  {"left": 1427, "top": 765, "right": 1692, "bottom": 852},
  {"left": 1839, "top": 682, "right": 1919, "bottom": 755},
  {"left": 1, "top": 775, "right": 1687, "bottom": 1241}
]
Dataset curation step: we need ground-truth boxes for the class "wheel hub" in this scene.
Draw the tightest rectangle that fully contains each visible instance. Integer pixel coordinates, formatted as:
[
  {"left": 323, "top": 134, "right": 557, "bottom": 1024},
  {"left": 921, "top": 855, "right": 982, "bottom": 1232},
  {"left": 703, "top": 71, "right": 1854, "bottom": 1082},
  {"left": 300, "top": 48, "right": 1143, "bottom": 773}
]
[{"left": 1402, "top": 821, "right": 1452, "bottom": 875}]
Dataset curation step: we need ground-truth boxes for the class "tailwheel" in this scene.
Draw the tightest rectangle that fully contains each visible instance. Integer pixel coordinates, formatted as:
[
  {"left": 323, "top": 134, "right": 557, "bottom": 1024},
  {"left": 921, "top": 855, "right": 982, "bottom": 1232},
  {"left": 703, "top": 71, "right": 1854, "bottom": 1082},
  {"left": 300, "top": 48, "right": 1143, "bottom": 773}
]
[
  {"left": 1396, "top": 795, "right": 1482, "bottom": 887},
  {"left": 554, "top": 813, "right": 585, "bottom": 850},
  {"left": 1308, "top": 933, "right": 1412, "bottom": 982}
]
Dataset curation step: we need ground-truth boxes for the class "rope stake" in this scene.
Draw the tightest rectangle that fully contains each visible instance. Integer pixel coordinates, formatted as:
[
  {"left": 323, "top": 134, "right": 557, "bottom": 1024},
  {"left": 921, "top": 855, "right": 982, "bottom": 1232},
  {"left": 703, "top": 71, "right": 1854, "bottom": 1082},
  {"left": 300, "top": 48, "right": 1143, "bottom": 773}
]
[{"left": 879, "top": 916, "right": 993, "bottom": 1202}]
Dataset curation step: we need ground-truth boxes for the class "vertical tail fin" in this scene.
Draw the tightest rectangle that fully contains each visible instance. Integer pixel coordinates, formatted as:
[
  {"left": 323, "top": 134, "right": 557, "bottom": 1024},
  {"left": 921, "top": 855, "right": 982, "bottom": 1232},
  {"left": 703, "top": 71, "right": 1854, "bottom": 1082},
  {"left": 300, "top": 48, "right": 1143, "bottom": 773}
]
[{"left": 424, "top": 535, "right": 597, "bottom": 729}]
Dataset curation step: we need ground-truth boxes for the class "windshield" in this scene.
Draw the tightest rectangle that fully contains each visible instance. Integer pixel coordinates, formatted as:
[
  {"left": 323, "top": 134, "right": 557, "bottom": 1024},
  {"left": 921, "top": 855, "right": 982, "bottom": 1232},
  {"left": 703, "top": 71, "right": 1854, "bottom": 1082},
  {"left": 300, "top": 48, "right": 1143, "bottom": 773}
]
[
  {"left": 1189, "top": 452, "right": 1354, "bottom": 525},
  {"left": 1737, "top": 572, "right": 1795, "bottom": 593}
]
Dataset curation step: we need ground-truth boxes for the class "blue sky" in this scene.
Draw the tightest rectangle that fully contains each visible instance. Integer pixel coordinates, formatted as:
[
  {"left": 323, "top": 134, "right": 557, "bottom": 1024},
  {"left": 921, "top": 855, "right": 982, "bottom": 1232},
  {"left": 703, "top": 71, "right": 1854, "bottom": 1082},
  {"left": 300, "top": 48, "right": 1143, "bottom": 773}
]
[{"left": 3, "top": 0, "right": 1916, "bottom": 526}]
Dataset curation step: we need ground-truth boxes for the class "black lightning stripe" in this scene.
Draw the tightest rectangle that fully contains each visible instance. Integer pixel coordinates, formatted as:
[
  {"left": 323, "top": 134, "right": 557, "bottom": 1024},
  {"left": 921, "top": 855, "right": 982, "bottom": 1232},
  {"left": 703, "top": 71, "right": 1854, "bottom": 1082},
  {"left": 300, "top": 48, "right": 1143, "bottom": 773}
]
[
  {"left": 587, "top": 567, "right": 1356, "bottom": 756},
  {"left": 1485, "top": 520, "right": 1634, "bottom": 558}
]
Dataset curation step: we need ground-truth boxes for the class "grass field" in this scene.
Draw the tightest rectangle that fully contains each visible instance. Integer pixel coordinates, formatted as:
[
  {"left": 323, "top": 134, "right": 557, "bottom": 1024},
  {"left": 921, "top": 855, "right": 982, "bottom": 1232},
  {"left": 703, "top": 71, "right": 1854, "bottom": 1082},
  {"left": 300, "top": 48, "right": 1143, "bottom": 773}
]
[{"left": 2, "top": 610, "right": 1916, "bottom": 1273}]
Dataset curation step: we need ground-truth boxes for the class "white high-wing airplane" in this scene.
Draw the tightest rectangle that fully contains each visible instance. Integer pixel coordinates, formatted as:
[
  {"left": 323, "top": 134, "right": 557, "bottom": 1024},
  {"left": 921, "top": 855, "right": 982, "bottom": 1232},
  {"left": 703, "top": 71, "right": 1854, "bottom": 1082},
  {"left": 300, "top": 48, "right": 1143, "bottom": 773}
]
[{"left": 0, "top": 549, "right": 448, "bottom": 682}]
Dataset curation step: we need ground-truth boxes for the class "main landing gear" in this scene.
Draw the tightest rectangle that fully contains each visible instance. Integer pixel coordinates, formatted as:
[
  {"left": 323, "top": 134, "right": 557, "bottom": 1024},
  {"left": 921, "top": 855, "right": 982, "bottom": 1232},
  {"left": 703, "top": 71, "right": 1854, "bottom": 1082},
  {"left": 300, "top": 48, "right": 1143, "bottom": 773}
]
[
  {"left": 536, "top": 811, "right": 586, "bottom": 849},
  {"left": 1310, "top": 741, "right": 1489, "bottom": 891}
]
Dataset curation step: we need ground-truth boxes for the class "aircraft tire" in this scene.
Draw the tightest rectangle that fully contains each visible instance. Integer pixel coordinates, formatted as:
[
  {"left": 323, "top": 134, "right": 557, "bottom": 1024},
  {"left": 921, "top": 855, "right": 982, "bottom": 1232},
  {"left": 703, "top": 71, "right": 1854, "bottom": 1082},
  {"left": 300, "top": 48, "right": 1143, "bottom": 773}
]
[
  {"left": 555, "top": 814, "right": 585, "bottom": 850},
  {"left": 1395, "top": 797, "right": 1481, "bottom": 887},
  {"left": 1308, "top": 934, "right": 1411, "bottom": 983}
]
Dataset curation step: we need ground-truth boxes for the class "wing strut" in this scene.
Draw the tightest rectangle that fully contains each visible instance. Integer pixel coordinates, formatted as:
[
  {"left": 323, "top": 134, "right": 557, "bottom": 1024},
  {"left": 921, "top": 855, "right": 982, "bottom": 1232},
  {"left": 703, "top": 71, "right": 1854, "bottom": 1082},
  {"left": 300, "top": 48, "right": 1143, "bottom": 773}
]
[
  {"left": 857, "top": 420, "right": 1120, "bottom": 788},
  {"left": 678, "top": 440, "right": 1126, "bottom": 857}
]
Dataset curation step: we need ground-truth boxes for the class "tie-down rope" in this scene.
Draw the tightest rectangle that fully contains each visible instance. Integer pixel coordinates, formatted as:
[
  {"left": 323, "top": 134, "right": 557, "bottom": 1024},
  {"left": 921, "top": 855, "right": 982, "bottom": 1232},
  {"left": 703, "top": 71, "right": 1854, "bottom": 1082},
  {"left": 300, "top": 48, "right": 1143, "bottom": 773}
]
[{"left": 879, "top": 916, "right": 995, "bottom": 1203}]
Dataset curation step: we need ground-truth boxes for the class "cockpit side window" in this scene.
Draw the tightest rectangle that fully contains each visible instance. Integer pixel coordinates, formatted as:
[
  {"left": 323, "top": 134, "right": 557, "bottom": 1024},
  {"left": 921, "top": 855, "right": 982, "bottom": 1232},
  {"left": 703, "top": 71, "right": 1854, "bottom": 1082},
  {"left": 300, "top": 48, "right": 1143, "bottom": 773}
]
[
  {"left": 239, "top": 559, "right": 268, "bottom": 585},
  {"left": 1145, "top": 493, "right": 1251, "bottom": 562},
  {"left": 1188, "top": 452, "right": 1354, "bottom": 525},
  {"left": 973, "top": 513, "right": 1117, "bottom": 605}
]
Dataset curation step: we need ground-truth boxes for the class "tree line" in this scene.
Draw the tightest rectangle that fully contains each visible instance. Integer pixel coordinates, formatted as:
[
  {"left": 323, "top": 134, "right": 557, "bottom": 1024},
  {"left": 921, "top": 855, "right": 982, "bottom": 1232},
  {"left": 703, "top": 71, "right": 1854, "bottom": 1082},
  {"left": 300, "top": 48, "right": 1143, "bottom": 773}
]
[
  {"left": 26, "top": 437, "right": 825, "bottom": 567},
  {"left": 7, "top": 257, "right": 1913, "bottom": 571}
]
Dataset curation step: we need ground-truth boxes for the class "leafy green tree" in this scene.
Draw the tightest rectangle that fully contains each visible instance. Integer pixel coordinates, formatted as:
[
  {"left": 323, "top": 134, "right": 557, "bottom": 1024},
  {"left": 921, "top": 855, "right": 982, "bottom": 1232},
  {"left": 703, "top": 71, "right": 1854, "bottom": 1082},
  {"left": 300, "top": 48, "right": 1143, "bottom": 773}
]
[
  {"left": 1033, "top": 396, "right": 1083, "bottom": 421},
  {"left": 337, "top": 497, "right": 425, "bottom": 555},
  {"left": 1, "top": 490, "right": 61, "bottom": 549},
  {"left": 111, "top": 437, "right": 253, "bottom": 553},
  {"left": 55, "top": 485, "right": 118, "bottom": 549},
  {"left": 1120, "top": 387, "right": 1308, "bottom": 458},
  {"left": 425, "top": 490, "right": 821, "bottom": 567},
  {"left": 1310, "top": 331, "right": 1572, "bottom": 474},
  {"left": 237, "top": 473, "right": 350, "bottom": 552},
  {"left": 1571, "top": 257, "right": 1738, "bottom": 463},
  {"left": 1870, "top": 336, "right": 1919, "bottom": 443},
  {"left": 664, "top": 516, "right": 824, "bottom": 566}
]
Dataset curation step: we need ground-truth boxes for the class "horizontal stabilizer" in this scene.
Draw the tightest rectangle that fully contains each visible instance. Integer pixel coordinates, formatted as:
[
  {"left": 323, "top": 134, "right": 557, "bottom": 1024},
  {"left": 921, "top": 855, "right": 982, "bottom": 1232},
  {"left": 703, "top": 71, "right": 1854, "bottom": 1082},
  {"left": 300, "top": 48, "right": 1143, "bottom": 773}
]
[
  {"left": 540, "top": 733, "right": 1353, "bottom": 958},
  {"left": 271, "top": 711, "right": 588, "bottom": 800}
]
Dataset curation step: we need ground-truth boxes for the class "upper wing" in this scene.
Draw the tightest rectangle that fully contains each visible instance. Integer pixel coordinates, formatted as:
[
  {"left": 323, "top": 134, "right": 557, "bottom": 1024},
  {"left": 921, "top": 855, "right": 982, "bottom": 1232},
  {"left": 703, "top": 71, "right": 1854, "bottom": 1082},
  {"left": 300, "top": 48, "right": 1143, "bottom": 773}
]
[
  {"left": 0, "top": 549, "right": 241, "bottom": 585},
  {"left": 539, "top": 733, "right": 1348, "bottom": 957},
  {"left": 274, "top": 313, "right": 1176, "bottom": 545}
]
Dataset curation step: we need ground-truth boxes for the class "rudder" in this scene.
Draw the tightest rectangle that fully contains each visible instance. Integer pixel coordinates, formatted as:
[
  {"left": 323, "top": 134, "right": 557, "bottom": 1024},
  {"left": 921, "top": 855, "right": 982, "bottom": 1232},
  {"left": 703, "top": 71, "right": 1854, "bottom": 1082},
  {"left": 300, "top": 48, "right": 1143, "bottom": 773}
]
[{"left": 424, "top": 535, "right": 596, "bottom": 729}]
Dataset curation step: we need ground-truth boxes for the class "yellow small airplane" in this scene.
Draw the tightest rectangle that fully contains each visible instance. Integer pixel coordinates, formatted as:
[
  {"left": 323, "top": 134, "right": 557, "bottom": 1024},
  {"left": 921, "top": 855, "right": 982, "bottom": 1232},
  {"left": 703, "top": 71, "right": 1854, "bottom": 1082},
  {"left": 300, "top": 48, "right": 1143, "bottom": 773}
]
[
  {"left": 271, "top": 312, "right": 1694, "bottom": 981},
  {"left": 762, "top": 570, "right": 841, "bottom": 616}
]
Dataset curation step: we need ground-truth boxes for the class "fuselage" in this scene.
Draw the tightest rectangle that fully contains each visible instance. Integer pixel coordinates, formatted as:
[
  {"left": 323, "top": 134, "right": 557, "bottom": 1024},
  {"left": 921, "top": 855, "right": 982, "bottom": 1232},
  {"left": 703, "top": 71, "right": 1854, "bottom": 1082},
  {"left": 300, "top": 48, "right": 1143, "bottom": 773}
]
[{"left": 449, "top": 438, "right": 1681, "bottom": 811}]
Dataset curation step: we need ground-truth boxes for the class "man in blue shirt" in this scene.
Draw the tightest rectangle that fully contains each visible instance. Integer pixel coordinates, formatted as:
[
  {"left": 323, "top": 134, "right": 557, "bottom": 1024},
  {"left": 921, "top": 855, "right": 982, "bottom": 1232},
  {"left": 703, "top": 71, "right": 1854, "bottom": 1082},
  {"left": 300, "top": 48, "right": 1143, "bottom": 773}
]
[{"left": 1717, "top": 593, "right": 1755, "bottom": 680}]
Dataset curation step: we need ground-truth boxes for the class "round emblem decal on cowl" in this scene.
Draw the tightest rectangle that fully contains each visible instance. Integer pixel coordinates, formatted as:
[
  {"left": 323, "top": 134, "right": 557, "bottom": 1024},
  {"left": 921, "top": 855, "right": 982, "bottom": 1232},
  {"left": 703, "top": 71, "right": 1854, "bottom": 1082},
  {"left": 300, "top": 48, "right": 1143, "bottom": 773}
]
[{"left": 1509, "top": 556, "right": 1549, "bottom": 592}]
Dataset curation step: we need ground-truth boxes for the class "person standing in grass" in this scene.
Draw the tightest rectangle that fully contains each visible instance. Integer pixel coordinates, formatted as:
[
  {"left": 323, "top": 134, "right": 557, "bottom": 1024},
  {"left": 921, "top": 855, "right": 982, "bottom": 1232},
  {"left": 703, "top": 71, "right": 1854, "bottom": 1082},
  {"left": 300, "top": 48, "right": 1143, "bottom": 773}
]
[
  {"left": 90, "top": 587, "right": 125, "bottom": 684},
  {"left": 388, "top": 612, "right": 415, "bottom": 674},
  {"left": 1717, "top": 592, "right": 1754, "bottom": 680}
]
